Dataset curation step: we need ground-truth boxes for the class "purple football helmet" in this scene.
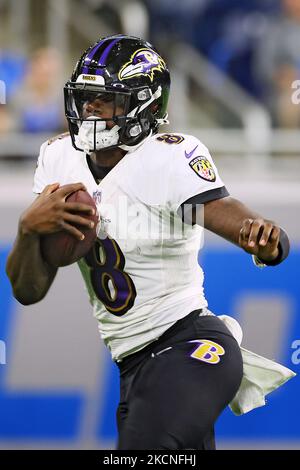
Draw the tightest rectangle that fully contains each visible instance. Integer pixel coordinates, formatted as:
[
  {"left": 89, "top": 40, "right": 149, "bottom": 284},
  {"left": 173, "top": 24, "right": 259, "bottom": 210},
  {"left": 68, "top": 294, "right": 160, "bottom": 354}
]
[{"left": 64, "top": 35, "right": 170, "bottom": 153}]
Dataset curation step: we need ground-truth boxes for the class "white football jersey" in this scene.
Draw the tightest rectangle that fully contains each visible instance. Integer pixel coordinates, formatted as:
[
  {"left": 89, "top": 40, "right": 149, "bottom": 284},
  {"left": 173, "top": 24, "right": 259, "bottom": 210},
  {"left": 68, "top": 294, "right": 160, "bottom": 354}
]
[{"left": 33, "top": 132, "right": 228, "bottom": 361}]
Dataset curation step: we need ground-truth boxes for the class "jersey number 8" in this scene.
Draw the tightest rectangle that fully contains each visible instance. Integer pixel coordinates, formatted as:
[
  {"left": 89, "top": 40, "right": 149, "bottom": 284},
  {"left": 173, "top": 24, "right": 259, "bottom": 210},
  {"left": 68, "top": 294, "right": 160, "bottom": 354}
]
[{"left": 84, "top": 237, "right": 137, "bottom": 316}]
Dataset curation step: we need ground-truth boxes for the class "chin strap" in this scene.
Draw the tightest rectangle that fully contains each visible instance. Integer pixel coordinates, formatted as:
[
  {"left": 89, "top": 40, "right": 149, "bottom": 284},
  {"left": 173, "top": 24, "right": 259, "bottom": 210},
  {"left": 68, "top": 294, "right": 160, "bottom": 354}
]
[
  {"left": 117, "top": 86, "right": 169, "bottom": 152},
  {"left": 119, "top": 115, "right": 169, "bottom": 152},
  {"left": 118, "top": 113, "right": 169, "bottom": 152},
  {"left": 119, "top": 130, "right": 153, "bottom": 152}
]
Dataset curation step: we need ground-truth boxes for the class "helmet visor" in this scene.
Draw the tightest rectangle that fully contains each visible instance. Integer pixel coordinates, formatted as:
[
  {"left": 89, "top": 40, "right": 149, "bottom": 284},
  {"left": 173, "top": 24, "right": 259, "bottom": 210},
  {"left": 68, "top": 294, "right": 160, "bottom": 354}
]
[{"left": 64, "top": 83, "right": 131, "bottom": 126}]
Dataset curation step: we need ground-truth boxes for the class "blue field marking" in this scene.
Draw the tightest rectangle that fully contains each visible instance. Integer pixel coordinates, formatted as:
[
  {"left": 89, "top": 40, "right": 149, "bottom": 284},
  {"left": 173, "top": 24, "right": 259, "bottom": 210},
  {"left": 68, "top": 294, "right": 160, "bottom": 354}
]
[
  {"left": 96, "top": 350, "right": 120, "bottom": 441},
  {"left": 202, "top": 247, "right": 300, "bottom": 439},
  {"left": 1, "top": 244, "right": 299, "bottom": 441},
  {"left": 99, "top": 247, "right": 300, "bottom": 441},
  {"left": 0, "top": 246, "right": 83, "bottom": 439}
]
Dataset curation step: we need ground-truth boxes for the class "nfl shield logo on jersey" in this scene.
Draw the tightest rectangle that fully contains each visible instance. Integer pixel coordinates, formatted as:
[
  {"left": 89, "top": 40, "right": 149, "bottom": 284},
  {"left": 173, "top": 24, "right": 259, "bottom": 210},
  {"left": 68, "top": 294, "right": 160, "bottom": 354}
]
[{"left": 93, "top": 190, "right": 102, "bottom": 205}]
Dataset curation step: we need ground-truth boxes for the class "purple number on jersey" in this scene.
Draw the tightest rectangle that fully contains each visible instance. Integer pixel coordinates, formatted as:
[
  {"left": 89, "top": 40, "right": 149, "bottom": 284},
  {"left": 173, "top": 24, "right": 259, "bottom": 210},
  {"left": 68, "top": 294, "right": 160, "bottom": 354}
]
[{"left": 84, "top": 237, "right": 136, "bottom": 316}]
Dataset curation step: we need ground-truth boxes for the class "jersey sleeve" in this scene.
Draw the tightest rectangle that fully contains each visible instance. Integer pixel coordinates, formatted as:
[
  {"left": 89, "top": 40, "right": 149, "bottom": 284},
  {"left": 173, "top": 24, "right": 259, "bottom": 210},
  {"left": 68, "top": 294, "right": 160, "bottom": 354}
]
[
  {"left": 32, "top": 141, "right": 52, "bottom": 194},
  {"left": 168, "top": 135, "right": 229, "bottom": 211}
]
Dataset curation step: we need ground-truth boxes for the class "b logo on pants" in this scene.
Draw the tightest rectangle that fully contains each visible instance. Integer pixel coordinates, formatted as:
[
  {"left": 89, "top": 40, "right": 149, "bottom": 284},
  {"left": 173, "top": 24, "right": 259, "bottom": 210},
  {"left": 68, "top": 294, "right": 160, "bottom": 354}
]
[{"left": 188, "top": 339, "right": 225, "bottom": 364}]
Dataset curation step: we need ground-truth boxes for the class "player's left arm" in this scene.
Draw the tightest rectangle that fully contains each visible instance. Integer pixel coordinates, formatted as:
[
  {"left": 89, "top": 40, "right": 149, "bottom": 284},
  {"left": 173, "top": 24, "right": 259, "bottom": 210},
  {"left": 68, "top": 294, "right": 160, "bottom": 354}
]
[
  {"left": 167, "top": 133, "right": 289, "bottom": 265},
  {"left": 202, "top": 196, "right": 289, "bottom": 265}
]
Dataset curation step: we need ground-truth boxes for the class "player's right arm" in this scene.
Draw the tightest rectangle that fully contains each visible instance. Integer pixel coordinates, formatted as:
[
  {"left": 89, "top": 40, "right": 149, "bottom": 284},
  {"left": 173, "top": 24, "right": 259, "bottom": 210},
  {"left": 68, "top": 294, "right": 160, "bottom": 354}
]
[{"left": 6, "top": 182, "right": 95, "bottom": 305}]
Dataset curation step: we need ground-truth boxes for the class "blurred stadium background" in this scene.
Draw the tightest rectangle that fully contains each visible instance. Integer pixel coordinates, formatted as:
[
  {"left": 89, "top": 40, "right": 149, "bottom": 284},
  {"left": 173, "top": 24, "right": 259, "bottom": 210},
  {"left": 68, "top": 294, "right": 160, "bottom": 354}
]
[{"left": 0, "top": 0, "right": 300, "bottom": 449}]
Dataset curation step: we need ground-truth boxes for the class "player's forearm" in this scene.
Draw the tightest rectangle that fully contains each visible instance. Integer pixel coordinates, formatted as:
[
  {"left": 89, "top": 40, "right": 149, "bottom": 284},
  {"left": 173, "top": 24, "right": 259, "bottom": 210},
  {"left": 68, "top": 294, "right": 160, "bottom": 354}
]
[
  {"left": 6, "top": 225, "right": 57, "bottom": 305},
  {"left": 204, "top": 196, "right": 261, "bottom": 245},
  {"left": 203, "top": 196, "right": 289, "bottom": 265}
]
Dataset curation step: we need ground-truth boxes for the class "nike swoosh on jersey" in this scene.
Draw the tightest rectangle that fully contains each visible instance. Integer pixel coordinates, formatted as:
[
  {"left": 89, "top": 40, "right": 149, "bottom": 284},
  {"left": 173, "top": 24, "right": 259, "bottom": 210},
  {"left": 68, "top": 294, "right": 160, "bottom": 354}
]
[{"left": 184, "top": 145, "right": 199, "bottom": 159}]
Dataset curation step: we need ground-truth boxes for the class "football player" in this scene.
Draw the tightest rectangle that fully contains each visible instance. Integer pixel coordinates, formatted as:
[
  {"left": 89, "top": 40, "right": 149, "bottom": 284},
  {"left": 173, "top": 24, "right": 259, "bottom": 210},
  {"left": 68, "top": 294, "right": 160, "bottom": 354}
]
[{"left": 6, "top": 35, "right": 290, "bottom": 450}]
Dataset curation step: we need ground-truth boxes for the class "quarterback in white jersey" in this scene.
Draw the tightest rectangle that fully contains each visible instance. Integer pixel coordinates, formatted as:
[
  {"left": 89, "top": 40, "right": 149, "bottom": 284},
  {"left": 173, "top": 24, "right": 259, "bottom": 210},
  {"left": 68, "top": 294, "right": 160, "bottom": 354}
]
[
  {"left": 7, "top": 35, "right": 289, "bottom": 450},
  {"left": 33, "top": 131, "right": 227, "bottom": 361}
]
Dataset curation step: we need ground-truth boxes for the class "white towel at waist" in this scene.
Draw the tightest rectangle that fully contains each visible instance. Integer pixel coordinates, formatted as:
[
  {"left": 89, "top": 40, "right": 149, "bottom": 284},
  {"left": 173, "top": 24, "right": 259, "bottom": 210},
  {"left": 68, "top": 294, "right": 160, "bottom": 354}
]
[{"left": 218, "top": 315, "right": 296, "bottom": 416}]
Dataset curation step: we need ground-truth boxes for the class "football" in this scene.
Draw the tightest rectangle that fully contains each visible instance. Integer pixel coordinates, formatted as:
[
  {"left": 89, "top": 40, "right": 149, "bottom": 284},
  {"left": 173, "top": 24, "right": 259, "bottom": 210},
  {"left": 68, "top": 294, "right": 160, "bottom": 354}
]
[{"left": 40, "top": 189, "right": 98, "bottom": 267}]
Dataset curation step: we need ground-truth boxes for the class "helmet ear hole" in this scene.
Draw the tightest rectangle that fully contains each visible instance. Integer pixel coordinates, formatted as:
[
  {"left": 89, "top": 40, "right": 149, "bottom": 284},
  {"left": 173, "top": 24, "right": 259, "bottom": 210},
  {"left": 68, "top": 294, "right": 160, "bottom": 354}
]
[
  {"left": 129, "top": 124, "right": 142, "bottom": 137},
  {"left": 140, "top": 118, "right": 150, "bottom": 132},
  {"left": 124, "top": 119, "right": 142, "bottom": 138}
]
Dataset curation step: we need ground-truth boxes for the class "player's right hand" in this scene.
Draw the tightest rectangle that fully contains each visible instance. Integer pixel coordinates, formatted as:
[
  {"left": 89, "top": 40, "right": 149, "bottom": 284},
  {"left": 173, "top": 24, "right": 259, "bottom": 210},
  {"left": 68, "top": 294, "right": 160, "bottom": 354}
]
[{"left": 19, "top": 183, "right": 96, "bottom": 241}]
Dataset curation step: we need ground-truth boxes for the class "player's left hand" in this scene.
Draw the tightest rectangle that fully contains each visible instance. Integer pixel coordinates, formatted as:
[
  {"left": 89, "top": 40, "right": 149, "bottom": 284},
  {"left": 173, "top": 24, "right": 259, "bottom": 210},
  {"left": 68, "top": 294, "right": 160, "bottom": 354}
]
[{"left": 239, "top": 218, "right": 280, "bottom": 262}]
